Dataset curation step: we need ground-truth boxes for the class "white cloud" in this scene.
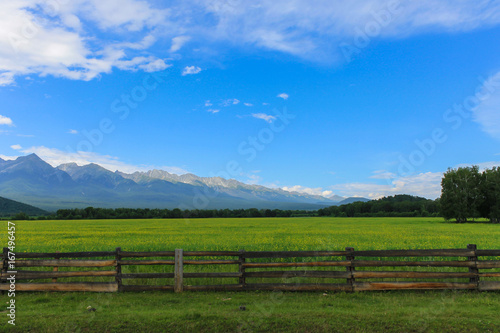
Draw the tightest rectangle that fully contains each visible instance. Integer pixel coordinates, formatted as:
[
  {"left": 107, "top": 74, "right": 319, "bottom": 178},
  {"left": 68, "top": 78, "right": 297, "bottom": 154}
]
[
  {"left": 14, "top": 146, "right": 189, "bottom": 175},
  {"left": 68, "top": 129, "right": 79, "bottom": 134},
  {"left": 194, "top": 0, "right": 500, "bottom": 61},
  {"left": 222, "top": 98, "right": 240, "bottom": 106},
  {"left": 0, "top": 115, "right": 13, "bottom": 126},
  {"left": 277, "top": 93, "right": 289, "bottom": 100},
  {"left": 244, "top": 103, "right": 253, "bottom": 107},
  {"left": 456, "top": 161, "right": 500, "bottom": 171},
  {"left": 205, "top": 100, "right": 213, "bottom": 107},
  {"left": 182, "top": 66, "right": 202, "bottom": 75},
  {"left": 282, "top": 185, "right": 333, "bottom": 197},
  {"left": 10, "top": 144, "right": 22, "bottom": 150},
  {"left": 252, "top": 113, "right": 276, "bottom": 123},
  {"left": 2, "top": 1, "right": 499, "bottom": 85},
  {"left": 370, "top": 170, "right": 397, "bottom": 179},
  {"left": 330, "top": 172, "right": 444, "bottom": 199},
  {"left": 0, "top": 154, "right": 18, "bottom": 160},
  {"left": 170, "top": 36, "right": 191, "bottom": 52},
  {"left": 473, "top": 71, "right": 500, "bottom": 139},
  {"left": 207, "top": 109, "right": 220, "bottom": 114},
  {"left": 245, "top": 173, "right": 263, "bottom": 185},
  {"left": 0, "top": 1, "right": 170, "bottom": 86}
]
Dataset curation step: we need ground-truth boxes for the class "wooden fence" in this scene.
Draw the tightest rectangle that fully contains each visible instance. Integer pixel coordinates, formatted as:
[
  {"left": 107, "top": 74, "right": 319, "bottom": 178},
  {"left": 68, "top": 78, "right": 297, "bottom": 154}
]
[{"left": 1, "top": 245, "right": 500, "bottom": 292}]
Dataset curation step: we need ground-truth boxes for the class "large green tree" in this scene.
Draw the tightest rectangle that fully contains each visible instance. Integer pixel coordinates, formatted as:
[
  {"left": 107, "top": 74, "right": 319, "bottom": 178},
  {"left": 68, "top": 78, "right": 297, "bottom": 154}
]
[
  {"left": 440, "top": 166, "right": 483, "bottom": 222},
  {"left": 481, "top": 167, "right": 500, "bottom": 223}
]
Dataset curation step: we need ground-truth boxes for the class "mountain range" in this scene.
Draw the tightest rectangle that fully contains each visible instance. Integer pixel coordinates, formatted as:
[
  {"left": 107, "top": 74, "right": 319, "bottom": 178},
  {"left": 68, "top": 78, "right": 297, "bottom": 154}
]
[{"left": 0, "top": 154, "right": 369, "bottom": 211}]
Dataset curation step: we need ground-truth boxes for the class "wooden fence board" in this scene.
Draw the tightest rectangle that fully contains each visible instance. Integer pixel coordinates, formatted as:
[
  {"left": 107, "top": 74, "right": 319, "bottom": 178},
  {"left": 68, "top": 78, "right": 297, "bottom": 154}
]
[
  {"left": 119, "top": 260, "right": 175, "bottom": 265},
  {"left": 243, "top": 261, "right": 350, "bottom": 268},
  {"left": 477, "top": 261, "right": 500, "bottom": 269},
  {"left": 0, "top": 282, "right": 117, "bottom": 292},
  {"left": 354, "top": 282, "right": 476, "bottom": 291},
  {"left": 353, "top": 271, "right": 476, "bottom": 279},
  {"left": 120, "top": 251, "right": 175, "bottom": 258},
  {"left": 1, "top": 270, "right": 116, "bottom": 279},
  {"left": 243, "top": 251, "right": 347, "bottom": 258},
  {"left": 478, "top": 281, "right": 500, "bottom": 291},
  {"left": 15, "top": 260, "right": 116, "bottom": 267},
  {"left": 243, "top": 283, "right": 352, "bottom": 291},
  {"left": 352, "top": 249, "right": 474, "bottom": 257},
  {"left": 13, "top": 251, "right": 115, "bottom": 259},
  {"left": 353, "top": 260, "right": 475, "bottom": 267},
  {"left": 245, "top": 271, "right": 350, "bottom": 278},
  {"left": 121, "top": 285, "right": 174, "bottom": 292}
]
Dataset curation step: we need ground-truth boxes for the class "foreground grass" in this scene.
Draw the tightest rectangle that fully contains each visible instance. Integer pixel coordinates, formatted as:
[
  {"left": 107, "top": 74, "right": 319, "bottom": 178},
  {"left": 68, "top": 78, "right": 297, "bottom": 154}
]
[{"left": 1, "top": 291, "right": 499, "bottom": 332}]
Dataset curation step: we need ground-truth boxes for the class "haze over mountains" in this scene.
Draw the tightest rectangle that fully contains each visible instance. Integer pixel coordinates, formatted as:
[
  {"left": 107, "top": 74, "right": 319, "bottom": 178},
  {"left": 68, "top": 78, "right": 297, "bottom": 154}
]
[{"left": 0, "top": 154, "right": 369, "bottom": 211}]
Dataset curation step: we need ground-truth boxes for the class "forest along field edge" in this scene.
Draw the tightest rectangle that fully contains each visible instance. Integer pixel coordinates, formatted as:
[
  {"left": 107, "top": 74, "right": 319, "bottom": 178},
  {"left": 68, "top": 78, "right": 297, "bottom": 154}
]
[{"left": 4, "top": 217, "right": 500, "bottom": 253}]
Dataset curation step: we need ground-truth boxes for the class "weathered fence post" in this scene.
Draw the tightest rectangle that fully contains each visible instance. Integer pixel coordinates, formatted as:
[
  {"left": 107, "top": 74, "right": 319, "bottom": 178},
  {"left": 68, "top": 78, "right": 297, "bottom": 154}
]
[
  {"left": 52, "top": 251, "right": 60, "bottom": 283},
  {"left": 346, "top": 247, "right": 355, "bottom": 292},
  {"left": 116, "top": 247, "right": 122, "bottom": 292},
  {"left": 174, "top": 249, "right": 184, "bottom": 293},
  {"left": 239, "top": 249, "right": 246, "bottom": 289},
  {"left": 467, "top": 244, "right": 479, "bottom": 289}
]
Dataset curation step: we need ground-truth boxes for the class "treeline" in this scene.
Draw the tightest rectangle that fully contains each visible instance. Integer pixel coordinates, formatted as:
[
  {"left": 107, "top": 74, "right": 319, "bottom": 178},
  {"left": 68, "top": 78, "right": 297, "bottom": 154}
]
[
  {"left": 318, "top": 195, "right": 440, "bottom": 218},
  {"left": 441, "top": 166, "right": 500, "bottom": 223},
  {"left": 52, "top": 207, "right": 315, "bottom": 220}
]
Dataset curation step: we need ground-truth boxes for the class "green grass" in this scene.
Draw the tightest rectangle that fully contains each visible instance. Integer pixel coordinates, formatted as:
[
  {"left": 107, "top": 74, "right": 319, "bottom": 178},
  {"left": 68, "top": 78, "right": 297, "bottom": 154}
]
[
  {"left": 1, "top": 217, "right": 499, "bottom": 332},
  {"left": 4, "top": 217, "right": 500, "bottom": 252},
  {"left": 1, "top": 291, "right": 499, "bottom": 332}
]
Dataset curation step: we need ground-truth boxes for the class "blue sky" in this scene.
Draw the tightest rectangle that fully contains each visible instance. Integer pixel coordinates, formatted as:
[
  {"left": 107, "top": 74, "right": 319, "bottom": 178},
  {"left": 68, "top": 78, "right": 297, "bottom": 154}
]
[{"left": 1, "top": 0, "right": 500, "bottom": 199}]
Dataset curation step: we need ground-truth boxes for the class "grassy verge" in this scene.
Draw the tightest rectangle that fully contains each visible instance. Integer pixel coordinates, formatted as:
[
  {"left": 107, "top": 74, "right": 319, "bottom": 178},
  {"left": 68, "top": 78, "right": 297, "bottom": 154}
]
[{"left": 1, "top": 290, "right": 499, "bottom": 332}]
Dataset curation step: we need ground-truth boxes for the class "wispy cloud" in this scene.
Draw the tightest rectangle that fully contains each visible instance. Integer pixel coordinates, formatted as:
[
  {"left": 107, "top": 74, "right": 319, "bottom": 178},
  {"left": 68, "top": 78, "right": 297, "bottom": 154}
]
[
  {"left": 252, "top": 113, "right": 276, "bottom": 123},
  {"left": 456, "top": 161, "right": 500, "bottom": 171},
  {"left": 330, "top": 172, "right": 444, "bottom": 199},
  {"left": 370, "top": 170, "right": 397, "bottom": 179},
  {"left": 473, "top": 71, "right": 500, "bottom": 140},
  {"left": 68, "top": 129, "right": 79, "bottom": 134},
  {"left": 244, "top": 103, "right": 253, "bottom": 107},
  {"left": 282, "top": 185, "right": 333, "bottom": 197},
  {"left": 0, "top": 115, "right": 14, "bottom": 126},
  {"left": 2, "top": 1, "right": 499, "bottom": 86},
  {"left": 195, "top": 1, "right": 500, "bottom": 61},
  {"left": 222, "top": 98, "right": 240, "bottom": 106},
  {"left": 207, "top": 109, "right": 220, "bottom": 114},
  {"left": 182, "top": 66, "right": 202, "bottom": 76},
  {"left": 10, "top": 144, "right": 22, "bottom": 150},
  {"left": 170, "top": 35, "right": 191, "bottom": 52},
  {"left": 205, "top": 100, "right": 213, "bottom": 107},
  {"left": 0, "top": 1, "right": 170, "bottom": 86},
  {"left": 277, "top": 93, "right": 289, "bottom": 100},
  {"left": 13, "top": 146, "right": 189, "bottom": 175}
]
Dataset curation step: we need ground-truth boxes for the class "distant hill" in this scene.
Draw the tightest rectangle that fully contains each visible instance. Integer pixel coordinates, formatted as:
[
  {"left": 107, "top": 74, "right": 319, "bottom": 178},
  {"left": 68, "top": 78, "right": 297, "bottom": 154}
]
[
  {"left": 318, "top": 194, "right": 439, "bottom": 217},
  {"left": 0, "top": 196, "right": 48, "bottom": 217}
]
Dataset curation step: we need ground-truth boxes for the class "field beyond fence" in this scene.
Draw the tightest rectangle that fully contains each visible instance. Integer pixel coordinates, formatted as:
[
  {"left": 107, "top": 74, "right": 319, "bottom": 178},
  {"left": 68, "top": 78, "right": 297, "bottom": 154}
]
[{"left": 1, "top": 245, "right": 500, "bottom": 293}]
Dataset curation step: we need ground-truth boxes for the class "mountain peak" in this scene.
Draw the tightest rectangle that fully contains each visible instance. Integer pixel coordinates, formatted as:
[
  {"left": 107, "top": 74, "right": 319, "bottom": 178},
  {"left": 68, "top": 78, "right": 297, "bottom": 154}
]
[{"left": 20, "top": 153, "right": 43, "bottom": 161}]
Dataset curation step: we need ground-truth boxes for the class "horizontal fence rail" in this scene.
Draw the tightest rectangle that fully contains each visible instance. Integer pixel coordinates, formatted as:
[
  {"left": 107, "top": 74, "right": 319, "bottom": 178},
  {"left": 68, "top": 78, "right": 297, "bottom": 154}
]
[{"left": 1, "top": 245, "right": 500, "bottom": 293}]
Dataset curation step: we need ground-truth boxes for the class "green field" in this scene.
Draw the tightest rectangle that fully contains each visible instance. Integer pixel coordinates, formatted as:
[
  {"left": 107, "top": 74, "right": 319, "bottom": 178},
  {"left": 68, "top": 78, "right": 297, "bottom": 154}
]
[
  {"left": 2, "top": 217, "right": 500, "bottom": 332},
  {"left": 5, "top": 217, "right": 500, "bottom": 252}
]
